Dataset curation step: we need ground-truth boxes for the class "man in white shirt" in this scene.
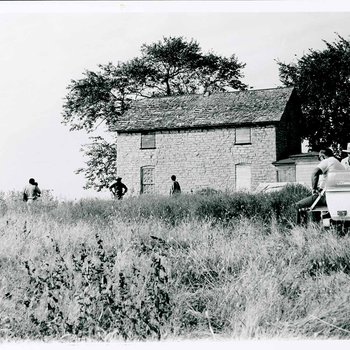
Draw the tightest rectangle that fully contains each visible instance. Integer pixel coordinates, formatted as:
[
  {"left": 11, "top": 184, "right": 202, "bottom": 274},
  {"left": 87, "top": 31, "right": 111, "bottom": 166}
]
[
  {"left": 23, "top": 178, "right": 41, "bottom": 203},
  {"left": 341, "top": 143, "right": 350, "bottom": 170},
  {"left": 295, "top": 148, "right": 345, "bottom": 224}
]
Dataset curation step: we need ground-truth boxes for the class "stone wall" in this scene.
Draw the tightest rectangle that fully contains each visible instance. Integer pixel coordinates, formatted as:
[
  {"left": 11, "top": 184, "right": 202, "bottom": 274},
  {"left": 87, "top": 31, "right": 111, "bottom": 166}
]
[{"left": 116, "top": 125, "right": 278, "bottom": 196}]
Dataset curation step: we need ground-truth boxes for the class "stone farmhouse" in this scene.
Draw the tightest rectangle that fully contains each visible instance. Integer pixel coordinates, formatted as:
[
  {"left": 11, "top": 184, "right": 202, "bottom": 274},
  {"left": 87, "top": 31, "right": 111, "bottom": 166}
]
[{"left": 113, "top": 87, "right": 303, "bottom": 196}]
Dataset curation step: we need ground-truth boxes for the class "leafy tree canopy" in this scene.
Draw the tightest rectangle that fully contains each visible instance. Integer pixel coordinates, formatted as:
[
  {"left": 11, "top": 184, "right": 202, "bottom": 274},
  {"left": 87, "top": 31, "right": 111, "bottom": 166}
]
[
  {"left": 75, "top": 136, "right": 117, "bottom": 192},
  {"left": 63, "top": 36, "right": 247, "bottom": 133},
  {"left": 62, "top": 36, "right": 247, "bottom": 191},
  {"left": 278, "top": 34, "right": 350, "bottom": 153},
  {"left": 137, "top": 36, "right": 247, "bottom": 96}
]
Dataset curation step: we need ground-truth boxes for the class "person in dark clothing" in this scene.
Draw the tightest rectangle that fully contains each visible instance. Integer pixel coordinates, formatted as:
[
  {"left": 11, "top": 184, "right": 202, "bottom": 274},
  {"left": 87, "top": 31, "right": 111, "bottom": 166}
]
[
  {"left": 170, "top": 175, "right": 181, "bottom": 196},
  {"left": 109, "top": 177, "right": 128, "bottom": 200},
  {"left": 34, "top": 181, "right": 41, "bottom": 198}
]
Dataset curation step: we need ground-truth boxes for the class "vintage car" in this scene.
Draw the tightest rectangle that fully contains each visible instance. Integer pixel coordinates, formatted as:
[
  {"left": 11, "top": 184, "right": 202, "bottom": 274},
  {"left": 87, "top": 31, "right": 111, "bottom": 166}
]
[{"left": 310, "top": 170, "right": 350, "bottom": 229}]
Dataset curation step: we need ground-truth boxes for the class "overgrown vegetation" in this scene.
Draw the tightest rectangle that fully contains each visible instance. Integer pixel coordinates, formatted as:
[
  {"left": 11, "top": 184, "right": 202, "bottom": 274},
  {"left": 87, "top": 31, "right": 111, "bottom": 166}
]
[
  {"left": 0, "top": 184, "right": 310, "bottom": 226},
  {"left": 2, "top": 185, "right": 350, "bottom": 341}
]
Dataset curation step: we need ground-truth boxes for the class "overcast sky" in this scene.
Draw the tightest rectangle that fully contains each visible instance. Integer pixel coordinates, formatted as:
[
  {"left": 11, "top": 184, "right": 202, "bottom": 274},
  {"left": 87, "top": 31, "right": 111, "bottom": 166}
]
[{"left": 0, "top": 1, "right": 350, "bottom": 200}]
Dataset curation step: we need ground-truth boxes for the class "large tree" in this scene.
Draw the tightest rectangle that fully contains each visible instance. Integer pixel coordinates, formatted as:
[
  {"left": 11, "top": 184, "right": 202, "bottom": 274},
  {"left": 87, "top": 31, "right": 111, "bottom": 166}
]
[
  {"left": 278, "top": 35, "right": 350, "bottom": 153},
  {"left": 62, "top": 36, "right": 247, "bottom": 192},
  {"left": 62, "top": 62, "right": 138, "bottom": 133},
  {"left": 136, "top": 36, "right": 247, "bottom": 96},
  {"left": 62, "top": 62, "right": 137, "bottom": 192}
]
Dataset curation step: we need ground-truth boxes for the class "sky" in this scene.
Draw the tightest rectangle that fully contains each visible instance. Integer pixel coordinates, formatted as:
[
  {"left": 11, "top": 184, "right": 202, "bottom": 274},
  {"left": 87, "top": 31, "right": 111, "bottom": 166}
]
[{"left": 0, "top": 0, "right": 350, "bottom": 200}]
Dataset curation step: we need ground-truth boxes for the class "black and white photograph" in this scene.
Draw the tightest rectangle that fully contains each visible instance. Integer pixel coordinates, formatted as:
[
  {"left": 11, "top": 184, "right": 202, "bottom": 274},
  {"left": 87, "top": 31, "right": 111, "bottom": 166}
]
[{"left": 1, "top": 1, "right": 350, "bottom": 348}]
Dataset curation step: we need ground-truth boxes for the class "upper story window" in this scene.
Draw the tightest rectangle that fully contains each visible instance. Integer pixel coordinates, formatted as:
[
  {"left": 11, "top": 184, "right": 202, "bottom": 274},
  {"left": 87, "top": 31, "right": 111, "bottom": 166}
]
[
  {"left": 141, "top": 132, "right": 156, "bottom": 149},
  {"left": 235, "top": 127, "right": 251, "bottom": 144}
]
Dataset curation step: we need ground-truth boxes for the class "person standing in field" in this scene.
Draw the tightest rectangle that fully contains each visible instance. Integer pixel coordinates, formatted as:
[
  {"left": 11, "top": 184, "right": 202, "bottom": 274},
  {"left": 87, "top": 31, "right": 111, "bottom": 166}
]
[
  {"left": 170, "top": 175, "right": 181, "bottom": 196},
  {"left": 109, "top": 177, "right": 128, "bottom": 200},
  {"left": 341, "top": 143, "right": 350, "bottom": 170},
  {"left": 23, "top": 178, "right": 41, "bottom": 203}
]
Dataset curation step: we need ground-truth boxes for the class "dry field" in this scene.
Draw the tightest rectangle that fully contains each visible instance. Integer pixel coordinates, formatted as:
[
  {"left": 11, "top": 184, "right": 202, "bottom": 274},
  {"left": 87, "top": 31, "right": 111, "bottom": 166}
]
[{"left": 1, "top": 187, "right": 350, "bottom": 341}]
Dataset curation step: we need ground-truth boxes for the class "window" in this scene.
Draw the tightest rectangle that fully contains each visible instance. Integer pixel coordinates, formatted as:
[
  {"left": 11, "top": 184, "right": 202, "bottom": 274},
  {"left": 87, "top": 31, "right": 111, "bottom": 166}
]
[
  {"left": 140, "top": 166, "right": 155, "bottom": 194},
  {"left": 141, "top": 132, "right": 156, "bottom": 149},
  {"left": 235, "top": 164, "right": 252, "bottom": 190},
  {"left": 235, "top": 127, "right": 251, "bottom": 144}
]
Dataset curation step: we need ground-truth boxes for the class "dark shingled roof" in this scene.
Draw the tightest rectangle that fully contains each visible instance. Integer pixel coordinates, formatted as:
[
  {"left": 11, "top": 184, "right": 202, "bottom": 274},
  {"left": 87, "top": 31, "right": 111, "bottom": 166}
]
[
  {"left": 272, "top": 152, "right": 319, "bottom": 165},
  {"left": 114, "top": 87, "right": 295, "bottom": 132}
]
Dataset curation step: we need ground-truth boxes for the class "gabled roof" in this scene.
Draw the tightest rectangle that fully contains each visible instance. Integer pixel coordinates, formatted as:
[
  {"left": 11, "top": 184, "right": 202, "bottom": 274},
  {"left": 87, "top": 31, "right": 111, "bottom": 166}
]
[{"left": 114, "top": 87, "right": 295, "bottom": 132}]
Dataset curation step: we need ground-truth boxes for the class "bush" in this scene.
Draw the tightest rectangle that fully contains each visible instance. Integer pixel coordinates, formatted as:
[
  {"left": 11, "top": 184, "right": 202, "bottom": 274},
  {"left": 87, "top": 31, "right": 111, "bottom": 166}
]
[{"left": 193, "top": 184, "right": 310, "bottom": 226}]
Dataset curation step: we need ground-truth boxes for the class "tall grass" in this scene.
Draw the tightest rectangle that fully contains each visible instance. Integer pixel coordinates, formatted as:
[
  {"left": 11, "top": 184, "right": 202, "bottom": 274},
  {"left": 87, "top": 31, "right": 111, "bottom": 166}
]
[
  {"left": 2, "top": 185, "right": 350, "bottom": 341},
  {"left": 0, "top": 184, "right": 308, "bottom": 226}
]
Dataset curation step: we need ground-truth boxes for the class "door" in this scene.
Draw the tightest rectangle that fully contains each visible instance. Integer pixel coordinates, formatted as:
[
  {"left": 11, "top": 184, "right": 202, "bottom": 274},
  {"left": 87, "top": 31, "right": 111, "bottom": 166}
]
[
  {"left": 235, "top": 164, "right": 251, "bottom": 190},
  {"left": 140, "top": 166, "right": 155, "bottom": 194}
]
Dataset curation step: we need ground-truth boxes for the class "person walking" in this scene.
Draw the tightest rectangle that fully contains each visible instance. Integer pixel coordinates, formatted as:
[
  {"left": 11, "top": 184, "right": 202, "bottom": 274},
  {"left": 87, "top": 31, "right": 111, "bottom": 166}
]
[
  {"left": 109, "top": 177, "right": 128, "bottom": 200},
  {"left": 170, "top": 175, "right": 181, "bottom": 196},
  {"left": 23, "top": 178, "right": 41, "bottom": 203}
]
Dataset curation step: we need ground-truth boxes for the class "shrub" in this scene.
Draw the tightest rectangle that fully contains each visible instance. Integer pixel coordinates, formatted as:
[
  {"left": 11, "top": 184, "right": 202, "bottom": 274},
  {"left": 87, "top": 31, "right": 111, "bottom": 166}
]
[{"left": 193, "top": 184, "right": 310, "bottom": 226}]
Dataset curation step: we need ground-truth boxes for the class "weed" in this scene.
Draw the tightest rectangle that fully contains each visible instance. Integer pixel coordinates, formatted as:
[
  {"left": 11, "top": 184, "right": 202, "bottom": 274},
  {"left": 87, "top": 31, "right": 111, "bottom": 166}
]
[{"left": 2, "top": 232, "right": 172, "bottom": 340}]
